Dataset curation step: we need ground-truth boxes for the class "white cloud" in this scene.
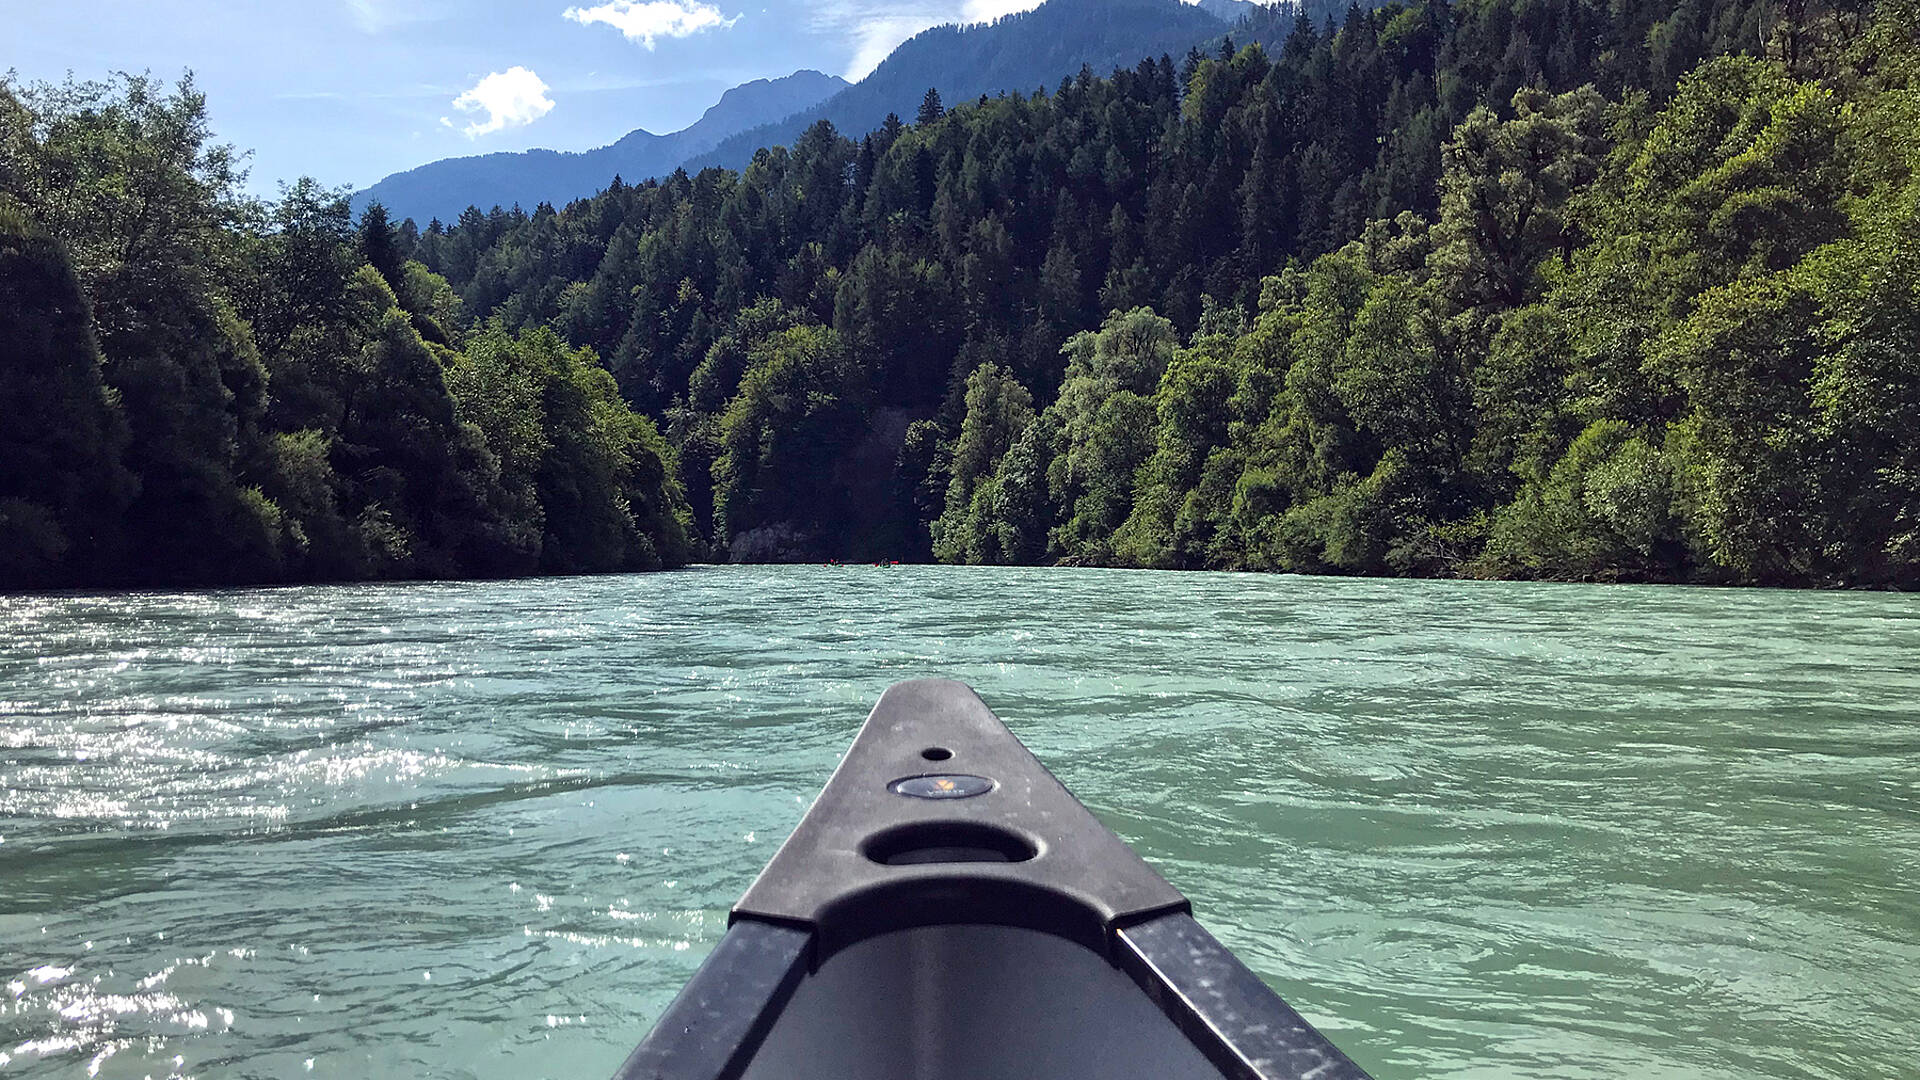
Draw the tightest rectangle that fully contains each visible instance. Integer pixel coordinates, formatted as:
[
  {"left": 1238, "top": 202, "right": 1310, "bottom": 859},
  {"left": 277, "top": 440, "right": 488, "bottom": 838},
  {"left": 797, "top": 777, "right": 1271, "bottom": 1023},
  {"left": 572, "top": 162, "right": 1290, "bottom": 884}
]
[
  {"left": 563, "top": 0, "right": 740, "bottom": 49},
  {"left": 442, "top": 67, "right": 556, "bottom": 138}
]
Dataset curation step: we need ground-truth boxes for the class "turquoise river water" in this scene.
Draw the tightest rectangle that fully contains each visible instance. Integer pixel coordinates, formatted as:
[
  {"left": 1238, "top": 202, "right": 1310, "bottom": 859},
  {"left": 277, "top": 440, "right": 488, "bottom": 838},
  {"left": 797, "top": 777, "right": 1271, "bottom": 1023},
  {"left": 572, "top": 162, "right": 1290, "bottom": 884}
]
[{"left": 2, "top": 567, "right": 1917, "bottom": 1079}]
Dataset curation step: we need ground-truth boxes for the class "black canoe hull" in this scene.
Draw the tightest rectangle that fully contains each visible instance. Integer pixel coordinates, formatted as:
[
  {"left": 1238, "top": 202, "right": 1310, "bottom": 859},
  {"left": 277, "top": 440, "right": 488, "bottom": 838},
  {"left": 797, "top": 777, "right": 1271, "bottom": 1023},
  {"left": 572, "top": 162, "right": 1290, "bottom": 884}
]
[{"left": 614, "top": 680, "right": 1373, "bottom": 1080}]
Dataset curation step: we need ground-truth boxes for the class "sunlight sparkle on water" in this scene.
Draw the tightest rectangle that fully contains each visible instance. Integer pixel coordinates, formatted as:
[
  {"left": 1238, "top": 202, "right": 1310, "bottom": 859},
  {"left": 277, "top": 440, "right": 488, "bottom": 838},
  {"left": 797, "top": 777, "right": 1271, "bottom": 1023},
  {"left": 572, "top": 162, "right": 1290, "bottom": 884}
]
[{"left": 1, "top": 569, "right": 1915, "bottom": 1080}]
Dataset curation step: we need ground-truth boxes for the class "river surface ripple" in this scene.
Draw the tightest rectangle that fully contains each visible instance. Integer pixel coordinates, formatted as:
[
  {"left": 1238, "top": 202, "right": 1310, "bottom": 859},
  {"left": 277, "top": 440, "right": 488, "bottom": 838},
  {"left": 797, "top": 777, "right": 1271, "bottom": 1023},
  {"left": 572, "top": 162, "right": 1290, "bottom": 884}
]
[{"left": 2, "top": 567, "right": 1917, "bottom": 1079}]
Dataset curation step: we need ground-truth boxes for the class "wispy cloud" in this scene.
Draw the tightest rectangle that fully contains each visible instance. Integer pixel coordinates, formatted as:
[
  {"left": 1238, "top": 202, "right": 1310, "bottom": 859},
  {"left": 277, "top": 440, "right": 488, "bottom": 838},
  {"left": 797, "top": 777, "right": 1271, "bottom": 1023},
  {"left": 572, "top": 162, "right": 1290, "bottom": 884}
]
[
  {"left": 843, "top": 13, "right": 943, "bottom": 81},
  {"left": 809, "top": 1, "right": 1047, "bottom": 80},
  {"left": 562, "top": 0, "right": 740, "bottom": 49},
  {"left": 275, "top": 82, "right": 455, "bottom": 103},
  {"left": 343, "top": 0, "right": 385, "bottom": 31},
  {"left": 342, "top": 0, "right": 443, "bottom": 33},
  {"left": 960, "top": 0, "right": 1046, "bottom": 20},
  {"left": 441, "top": 67, "right": 557, "bottom": 138}
]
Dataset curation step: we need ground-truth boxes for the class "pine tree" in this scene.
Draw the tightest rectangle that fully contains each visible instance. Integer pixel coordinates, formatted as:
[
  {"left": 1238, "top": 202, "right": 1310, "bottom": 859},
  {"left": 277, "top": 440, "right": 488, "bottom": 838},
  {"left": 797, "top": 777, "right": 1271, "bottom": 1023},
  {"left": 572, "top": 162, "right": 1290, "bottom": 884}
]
[
  {"left": 917, "top": 87, "right": 946, "bottom": 125},
  {"left": 358, "top": 202, "right": 405, "bottom": 292}
]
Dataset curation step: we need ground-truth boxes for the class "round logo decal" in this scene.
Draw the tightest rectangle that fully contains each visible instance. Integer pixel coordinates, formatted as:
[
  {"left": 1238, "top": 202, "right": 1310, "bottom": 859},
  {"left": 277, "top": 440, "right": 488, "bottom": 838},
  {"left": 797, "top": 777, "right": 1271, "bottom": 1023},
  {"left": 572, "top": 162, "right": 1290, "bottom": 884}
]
[{"left": 889, "top": 774, "right": 995, "bottom": 800}]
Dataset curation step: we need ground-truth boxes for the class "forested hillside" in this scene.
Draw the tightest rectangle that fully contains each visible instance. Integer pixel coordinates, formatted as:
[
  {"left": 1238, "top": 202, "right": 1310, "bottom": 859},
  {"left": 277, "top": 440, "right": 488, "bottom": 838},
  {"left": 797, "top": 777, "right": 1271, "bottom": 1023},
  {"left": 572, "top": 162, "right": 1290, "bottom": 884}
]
[
  {"left": 683, "top": 0, "right": 1236, "bottom": 173},
  {"left": 403, "top": 0, "right": 1916, "bottom": 586},
  {"left": 4, "top": 0, "right": 1915, "bottom": 590}
]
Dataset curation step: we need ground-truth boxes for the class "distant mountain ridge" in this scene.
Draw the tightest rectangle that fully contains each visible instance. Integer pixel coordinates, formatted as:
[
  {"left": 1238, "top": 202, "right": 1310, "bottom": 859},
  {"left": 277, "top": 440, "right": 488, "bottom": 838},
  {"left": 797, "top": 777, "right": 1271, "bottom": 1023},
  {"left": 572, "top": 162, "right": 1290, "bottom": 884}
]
[
  {"left": 685, "top": 0, "right": 1234, "bottom": 173},
  {"left": 358, "top": 0, "right": 1257, "bottom": 224},
  {"left": 352, "top": 70, "right": 848, "bottom": 224}
]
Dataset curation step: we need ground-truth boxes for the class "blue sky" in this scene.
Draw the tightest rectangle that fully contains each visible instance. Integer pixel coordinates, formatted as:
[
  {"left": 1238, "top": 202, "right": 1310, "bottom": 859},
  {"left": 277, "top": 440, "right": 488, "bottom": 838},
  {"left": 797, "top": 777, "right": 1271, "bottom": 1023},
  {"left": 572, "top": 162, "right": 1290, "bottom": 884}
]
[{"left": 11, "top": 0, "right": 1048, "bottom": 197}]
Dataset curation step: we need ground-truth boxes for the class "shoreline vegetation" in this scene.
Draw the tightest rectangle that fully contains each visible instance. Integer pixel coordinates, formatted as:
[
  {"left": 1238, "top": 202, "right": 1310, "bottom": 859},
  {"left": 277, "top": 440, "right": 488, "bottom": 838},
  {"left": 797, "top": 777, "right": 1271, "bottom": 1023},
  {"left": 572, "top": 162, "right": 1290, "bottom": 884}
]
[{"left": 4, "top": 0, "right": 1917, "bottom": 593}]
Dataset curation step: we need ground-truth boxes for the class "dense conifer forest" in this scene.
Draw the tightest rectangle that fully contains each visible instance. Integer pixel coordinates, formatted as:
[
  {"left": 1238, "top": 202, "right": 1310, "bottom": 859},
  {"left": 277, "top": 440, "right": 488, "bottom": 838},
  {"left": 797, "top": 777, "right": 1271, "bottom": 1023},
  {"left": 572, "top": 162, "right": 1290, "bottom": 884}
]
[{"left": 4, "top": 0, "right": 1916, "bottom": 590}]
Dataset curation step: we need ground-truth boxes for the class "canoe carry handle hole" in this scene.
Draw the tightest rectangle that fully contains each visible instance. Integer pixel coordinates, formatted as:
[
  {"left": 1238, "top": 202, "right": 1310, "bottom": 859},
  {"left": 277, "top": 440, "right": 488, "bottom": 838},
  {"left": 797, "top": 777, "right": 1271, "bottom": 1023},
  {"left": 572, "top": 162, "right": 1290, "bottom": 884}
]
[
  {"left": 863, "top": 821, "right": 1037, "bottom": 866},
  {"left": 921, "top": 746, "right": 953, "bottom": 761}
]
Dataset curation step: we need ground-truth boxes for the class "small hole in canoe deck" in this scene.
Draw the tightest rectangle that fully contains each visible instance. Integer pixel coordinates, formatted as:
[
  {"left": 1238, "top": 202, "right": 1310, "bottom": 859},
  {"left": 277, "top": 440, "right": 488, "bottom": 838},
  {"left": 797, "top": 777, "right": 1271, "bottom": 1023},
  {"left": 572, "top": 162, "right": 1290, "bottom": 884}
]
[
  {"left": 921, "top": 747, "right": 952, "bottom": 761},
  {"left": 863, "top": 822, "right": 1036, "bottom": 865}
]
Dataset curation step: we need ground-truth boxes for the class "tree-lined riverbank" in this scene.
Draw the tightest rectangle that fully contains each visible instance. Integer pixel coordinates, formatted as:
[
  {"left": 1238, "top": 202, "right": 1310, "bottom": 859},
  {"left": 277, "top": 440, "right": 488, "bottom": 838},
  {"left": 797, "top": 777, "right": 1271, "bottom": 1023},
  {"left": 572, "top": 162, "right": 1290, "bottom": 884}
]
[
  {"left": 5, "top": 0, "right": 1917, "bottom": 590},
  {"left": 1, "top": 81, "right": 695, "bottom": 590}
]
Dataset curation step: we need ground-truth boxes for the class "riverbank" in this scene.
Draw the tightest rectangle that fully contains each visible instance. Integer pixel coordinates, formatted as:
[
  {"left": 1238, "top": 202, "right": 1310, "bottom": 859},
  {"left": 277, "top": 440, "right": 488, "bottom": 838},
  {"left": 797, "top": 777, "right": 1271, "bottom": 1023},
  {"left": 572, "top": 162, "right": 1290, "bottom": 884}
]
[{"left": 10, "top": 552, "right": 1918, "bottom": 599}]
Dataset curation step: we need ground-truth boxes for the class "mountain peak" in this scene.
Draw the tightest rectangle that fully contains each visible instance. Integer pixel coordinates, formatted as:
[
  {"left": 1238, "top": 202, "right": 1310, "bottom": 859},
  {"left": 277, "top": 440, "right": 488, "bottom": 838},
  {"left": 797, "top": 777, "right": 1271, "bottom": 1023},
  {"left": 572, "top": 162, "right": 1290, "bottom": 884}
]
[{"left": 699, "top": 70, "right": 849, "bottom": 134}]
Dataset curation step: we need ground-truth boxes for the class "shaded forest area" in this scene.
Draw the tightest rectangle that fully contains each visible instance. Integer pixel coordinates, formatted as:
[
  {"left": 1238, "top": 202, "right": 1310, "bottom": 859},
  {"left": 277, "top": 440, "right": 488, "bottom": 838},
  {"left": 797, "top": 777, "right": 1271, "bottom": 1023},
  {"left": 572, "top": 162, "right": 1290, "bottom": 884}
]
[
  {"left": 2, "top": 85, "right": 694, "bottom": 589},
  {"left": 6, "top": 0, "right": 1918, "bottom": 590}
]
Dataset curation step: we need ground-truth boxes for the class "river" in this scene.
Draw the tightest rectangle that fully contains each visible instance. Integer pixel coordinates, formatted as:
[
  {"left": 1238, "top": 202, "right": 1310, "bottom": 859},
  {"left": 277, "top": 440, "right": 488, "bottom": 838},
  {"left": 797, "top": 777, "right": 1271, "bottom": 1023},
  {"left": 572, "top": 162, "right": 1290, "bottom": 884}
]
[{"left": 2, "top": 567, "right": 1916, "bottom": 1079}]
